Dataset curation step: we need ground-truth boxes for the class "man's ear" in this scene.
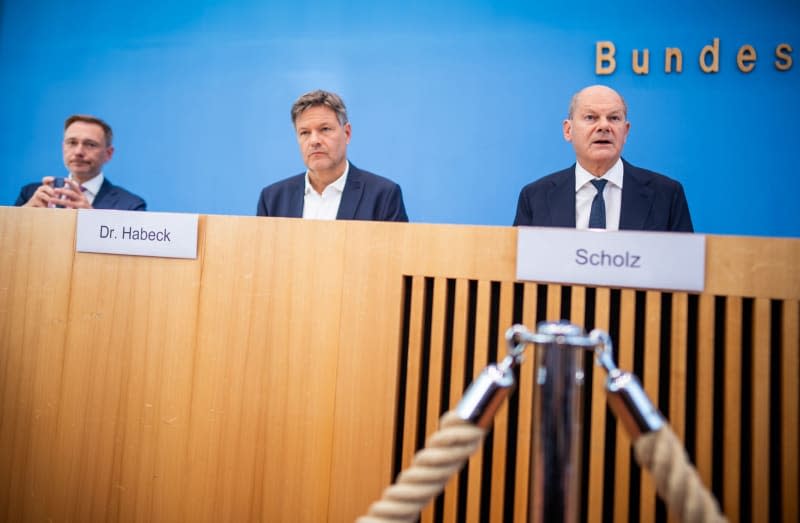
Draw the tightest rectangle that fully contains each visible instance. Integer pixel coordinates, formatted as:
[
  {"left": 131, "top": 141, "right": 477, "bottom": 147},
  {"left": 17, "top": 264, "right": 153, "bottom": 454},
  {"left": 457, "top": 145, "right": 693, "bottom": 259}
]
[{"left": 562, "top": 119, "right": 573, "bottom": 142}]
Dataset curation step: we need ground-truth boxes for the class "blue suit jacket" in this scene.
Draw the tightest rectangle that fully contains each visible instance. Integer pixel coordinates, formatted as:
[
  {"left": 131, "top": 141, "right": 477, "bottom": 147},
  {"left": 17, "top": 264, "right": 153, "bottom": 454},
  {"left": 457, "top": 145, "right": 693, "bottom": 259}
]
[
  {"left": 513, "top": 160, "right": 693, "bottom": 232},
  {"left": 16, "top": 177, "right": 146, "bottom": 211},
  {"left": 256, "top": 163, "right": 408, "bottom": 222}
]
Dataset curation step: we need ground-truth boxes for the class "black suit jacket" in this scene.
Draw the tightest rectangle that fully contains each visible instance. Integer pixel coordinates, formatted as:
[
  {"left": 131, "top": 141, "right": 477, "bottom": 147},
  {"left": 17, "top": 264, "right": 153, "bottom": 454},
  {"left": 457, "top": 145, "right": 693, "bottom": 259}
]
[
  {"left": 16, "top": 177, "right": 146, "bottom": 211},
  {"left": 513, "top": 160, "right": 693, "bottom": 232},
  {"left": 256, "top": 163, "right": 408, "bottom": 222}
]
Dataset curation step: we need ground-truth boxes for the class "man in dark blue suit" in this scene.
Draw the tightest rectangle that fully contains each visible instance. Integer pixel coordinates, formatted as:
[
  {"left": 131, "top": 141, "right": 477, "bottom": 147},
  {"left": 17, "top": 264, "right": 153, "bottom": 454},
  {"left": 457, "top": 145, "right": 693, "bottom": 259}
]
[
  {"left": 16, "top": 115, "right": 146, "bottom": 211},
  {"left": 514, "top": 85, "right": 692, "bottom": 232},
  {"left": 257, "top": 90, "right": 408, "bottom": 222}
]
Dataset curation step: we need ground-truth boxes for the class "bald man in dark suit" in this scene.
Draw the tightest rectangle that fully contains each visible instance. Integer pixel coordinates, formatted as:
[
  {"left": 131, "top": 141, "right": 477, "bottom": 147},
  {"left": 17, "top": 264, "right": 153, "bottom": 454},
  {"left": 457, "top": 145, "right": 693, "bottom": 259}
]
[{"left": 514, "top": 85, "right": 691, "bottom": 232}]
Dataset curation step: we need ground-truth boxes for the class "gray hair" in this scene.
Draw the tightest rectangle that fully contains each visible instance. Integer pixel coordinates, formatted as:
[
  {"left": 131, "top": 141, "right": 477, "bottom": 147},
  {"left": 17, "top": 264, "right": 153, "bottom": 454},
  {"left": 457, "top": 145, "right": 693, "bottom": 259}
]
[
  {"left": 291, "top": 90, "right": 349, "bottom": 126},
  {"left": 567, "top": 85, "right": 628, "bottom": 120}
]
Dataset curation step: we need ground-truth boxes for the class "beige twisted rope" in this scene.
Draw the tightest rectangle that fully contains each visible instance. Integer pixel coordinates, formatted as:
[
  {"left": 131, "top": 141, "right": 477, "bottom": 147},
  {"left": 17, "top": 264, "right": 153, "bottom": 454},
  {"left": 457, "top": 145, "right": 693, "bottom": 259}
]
[
  {"left": 356, "top": 411, "right": 486, "bottom": 523},
  {"left": 634, "top": 426, "right": 727, "bottom": 523}
]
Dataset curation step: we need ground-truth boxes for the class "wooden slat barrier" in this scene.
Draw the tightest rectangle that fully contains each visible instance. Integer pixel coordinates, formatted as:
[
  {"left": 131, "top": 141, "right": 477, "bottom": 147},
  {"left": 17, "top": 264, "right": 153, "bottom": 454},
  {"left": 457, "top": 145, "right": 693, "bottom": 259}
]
[{"left": 0, "top": 207, "right": 798, "bottom": 522}]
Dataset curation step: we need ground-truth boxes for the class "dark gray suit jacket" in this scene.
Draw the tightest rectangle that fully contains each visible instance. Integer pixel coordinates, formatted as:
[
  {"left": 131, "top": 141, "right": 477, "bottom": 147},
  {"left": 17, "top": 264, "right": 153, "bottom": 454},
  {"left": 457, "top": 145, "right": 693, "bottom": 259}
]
[
  {"left": 256, "top": 163, "right": 408, "bottom": 222},
  {"left": 16, "top": 177, "right": 146, "bottom": 211},
  {"left": 513, "top": 160, "right": 693, "bottom": 232}
]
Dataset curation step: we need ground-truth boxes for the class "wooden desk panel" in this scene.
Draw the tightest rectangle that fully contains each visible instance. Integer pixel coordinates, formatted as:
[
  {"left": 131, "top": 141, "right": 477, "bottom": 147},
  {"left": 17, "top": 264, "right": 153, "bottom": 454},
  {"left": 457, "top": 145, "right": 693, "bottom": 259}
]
[{"left": 0, "top": 208, "right": 797, "bottom": 522}]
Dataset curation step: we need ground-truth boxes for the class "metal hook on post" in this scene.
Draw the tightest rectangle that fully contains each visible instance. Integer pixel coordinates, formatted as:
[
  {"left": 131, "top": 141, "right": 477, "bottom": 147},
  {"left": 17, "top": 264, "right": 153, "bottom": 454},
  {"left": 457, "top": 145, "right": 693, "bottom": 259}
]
[
  {"left": 455, "top": 324, "right": 530, "bottom": 428},
  {"left": 588, "top": 329, "right": 664, "bottom": 438}
]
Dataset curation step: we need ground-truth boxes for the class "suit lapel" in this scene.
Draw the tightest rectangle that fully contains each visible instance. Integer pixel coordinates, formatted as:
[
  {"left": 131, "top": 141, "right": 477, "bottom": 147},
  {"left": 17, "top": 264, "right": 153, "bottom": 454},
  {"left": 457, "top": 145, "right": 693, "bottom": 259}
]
[
  {"left": 288, "top": 177, "right": 305, "bottom": 217},
  {"left": 547, "top": 168, "right": 577, "bottom": 227},
  {"left": 336, "top": 164, "right": 363, "bottom": 220},
  {"left": 619, "top": 161, "right": 655, "bottom": 230},
  {"left": 93, "top": 179, "right": 113, "bottom": 209}
]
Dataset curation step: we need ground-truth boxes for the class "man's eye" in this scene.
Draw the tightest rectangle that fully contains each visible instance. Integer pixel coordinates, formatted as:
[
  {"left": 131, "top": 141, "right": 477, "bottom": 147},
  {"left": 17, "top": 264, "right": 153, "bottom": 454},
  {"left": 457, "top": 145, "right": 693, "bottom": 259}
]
[{"left": 584, "top": 115, "right": 595, "bottom": 121}]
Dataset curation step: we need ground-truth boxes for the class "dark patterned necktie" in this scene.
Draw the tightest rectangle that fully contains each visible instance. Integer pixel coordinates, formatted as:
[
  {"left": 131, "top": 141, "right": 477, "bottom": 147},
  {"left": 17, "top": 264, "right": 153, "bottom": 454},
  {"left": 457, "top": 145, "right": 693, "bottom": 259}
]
[{"left": 588, "top": 179, "right": 608, "bottom": 229}]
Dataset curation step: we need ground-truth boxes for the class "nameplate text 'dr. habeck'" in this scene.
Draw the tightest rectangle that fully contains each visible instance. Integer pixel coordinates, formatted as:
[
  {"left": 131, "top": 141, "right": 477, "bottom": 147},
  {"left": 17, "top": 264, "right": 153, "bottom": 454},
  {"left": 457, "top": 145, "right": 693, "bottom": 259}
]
[
  {"left": 76, "top": 209, "right": 198, "bottom": 259},
  {"left": 516, "top": 227, "right": 705, "bottom": 292}
]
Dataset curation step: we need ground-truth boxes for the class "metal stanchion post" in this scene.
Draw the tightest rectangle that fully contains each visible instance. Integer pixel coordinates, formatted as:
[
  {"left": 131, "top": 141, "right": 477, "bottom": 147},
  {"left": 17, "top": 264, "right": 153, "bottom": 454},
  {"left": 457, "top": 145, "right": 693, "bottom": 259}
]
[{"left": 525, "top": 322, "right": 596, "bottom": 523}]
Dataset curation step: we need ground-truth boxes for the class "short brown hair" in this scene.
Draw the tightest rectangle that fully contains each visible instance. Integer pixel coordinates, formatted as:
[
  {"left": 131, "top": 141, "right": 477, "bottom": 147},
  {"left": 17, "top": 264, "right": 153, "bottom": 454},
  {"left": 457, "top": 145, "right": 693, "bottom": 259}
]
[
  {"left": 64, "top": 114, "right": 114, "bottom": 146},
  {"left": 290, "top": 90, "right": 348, "bottom": 127}
]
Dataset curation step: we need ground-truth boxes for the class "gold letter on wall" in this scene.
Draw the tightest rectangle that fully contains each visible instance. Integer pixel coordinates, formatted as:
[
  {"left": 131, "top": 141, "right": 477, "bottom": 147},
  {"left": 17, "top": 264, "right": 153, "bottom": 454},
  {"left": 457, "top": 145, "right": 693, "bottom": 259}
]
[
  {"left": 737, "top": 44, "right": 757, "bottom": 73},
  {"left": 596, "top": 41, "right": 616, "bottom": 75},
  {"left": 699, "top": 37, "right": 720, "bottom": 73},
  {"left": 632, "top": 49, "right": 650, "bottom": 75},
  {"left": 665, "top": 47, "right": 683, "bottom": 73},
  {"left": 775, "top": 43, "right": 793, "bottom": 71}
]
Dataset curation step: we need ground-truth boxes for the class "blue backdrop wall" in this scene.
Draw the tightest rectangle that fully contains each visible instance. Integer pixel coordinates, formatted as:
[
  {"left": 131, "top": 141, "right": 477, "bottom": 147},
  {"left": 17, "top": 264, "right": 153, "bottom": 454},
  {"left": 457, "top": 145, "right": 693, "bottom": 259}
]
[{"left": 1, "top": 1, "right": 798, "bottom": 236}]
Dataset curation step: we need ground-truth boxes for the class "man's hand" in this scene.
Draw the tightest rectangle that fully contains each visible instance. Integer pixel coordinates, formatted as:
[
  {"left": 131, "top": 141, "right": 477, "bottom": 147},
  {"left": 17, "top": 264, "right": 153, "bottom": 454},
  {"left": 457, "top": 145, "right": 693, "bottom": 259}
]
[
  {"left": 52, "top": 178, "right": 93, "bottom": 209},
  {"left": 23, "top": 177, "right": 93, "bottom": 209},
  {"left": 22, "top": 176, "right": 57, "bottom": 207}
]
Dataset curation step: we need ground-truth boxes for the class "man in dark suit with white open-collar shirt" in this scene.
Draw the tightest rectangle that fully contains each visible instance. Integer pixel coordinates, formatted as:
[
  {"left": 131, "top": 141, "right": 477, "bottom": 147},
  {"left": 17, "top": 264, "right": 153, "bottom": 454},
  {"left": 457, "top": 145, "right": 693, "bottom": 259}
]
[{"left": 257, "top": 90, "right": 408, "bottom": 222}]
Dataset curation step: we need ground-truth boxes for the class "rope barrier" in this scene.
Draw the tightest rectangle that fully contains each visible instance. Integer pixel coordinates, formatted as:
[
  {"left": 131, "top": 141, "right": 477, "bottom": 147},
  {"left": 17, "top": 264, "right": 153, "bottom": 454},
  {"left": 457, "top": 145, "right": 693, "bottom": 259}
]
[
  {"left": 634, "top": 426, "right": 727, "bottom": 523},
  {"left": 357, "top": 324, "right": 728, "bottom": 522},
  {"left": 356, "top": 411, "right": 485, "bottom": 523}
]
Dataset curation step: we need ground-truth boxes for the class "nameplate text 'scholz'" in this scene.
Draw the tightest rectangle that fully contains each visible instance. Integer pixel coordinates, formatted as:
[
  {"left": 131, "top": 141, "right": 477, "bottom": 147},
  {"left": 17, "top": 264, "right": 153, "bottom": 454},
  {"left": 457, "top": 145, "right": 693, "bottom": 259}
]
[{"left": 575, "top": 248, "right": 641, "bottom": 268}]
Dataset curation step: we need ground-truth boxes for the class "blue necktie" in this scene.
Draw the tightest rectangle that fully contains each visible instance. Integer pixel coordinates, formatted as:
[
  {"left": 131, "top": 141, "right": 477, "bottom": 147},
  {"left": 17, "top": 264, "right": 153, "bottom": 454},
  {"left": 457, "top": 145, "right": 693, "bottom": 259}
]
[{"left": 588, "top": 179, "right": 608, "bottom": 229}]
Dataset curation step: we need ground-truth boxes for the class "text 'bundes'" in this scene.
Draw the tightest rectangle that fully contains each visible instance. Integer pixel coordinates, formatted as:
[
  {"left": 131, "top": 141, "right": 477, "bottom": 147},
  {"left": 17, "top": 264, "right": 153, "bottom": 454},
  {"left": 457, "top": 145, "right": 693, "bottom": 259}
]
[{"left": 595, "top": 39, "right": 793, "bottom": 75}]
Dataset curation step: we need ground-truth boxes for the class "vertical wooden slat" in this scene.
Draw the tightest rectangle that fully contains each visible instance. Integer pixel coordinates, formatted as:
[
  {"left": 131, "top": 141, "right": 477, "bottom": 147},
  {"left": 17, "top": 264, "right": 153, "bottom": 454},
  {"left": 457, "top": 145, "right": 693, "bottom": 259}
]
[
  {"left": 570, "top": 286, "right": 586, "bottom": 327},
  {"left": 513, "top": 283, "right": 539, "bottom": 523},
  {"left": 443, "top": 279, "right": 469, "bottom": 522},
  {"left": 782, "top": 300, "right": 799, "bottom": 523},
  {"left": 695, "top": 294, "right": 715, "bottom": 488},
  {"left": 546, "top": 283, "right": 562, "bottom": 322},
  {"left": 488, "top": 281, "right": 515, "bottom": 522},
  {"left": 640, "top": 291, "right": 662, "bottom": 523},
  {"left": 669, "top": 293, "right": 689, "bottom": 441},
  {"left": 723, "top": 297, "right": 742, "bottom": 523},
  {"left": 420, "top": 278, "right": 448, "bottom": 523},
  {"left": 466, "top": 280, "right": 492, "bottom": 523},
  {"left": 587, "top": 287, "right": 611, "bottom": 523},
  {"left": 751, "top": 298, "right": 771, "bottom": 522},
  {"left": 667, "top": 295, "right": 689, "bottom": 523},
  {"left": 401, "top": 276, "right": 427, "bottom": 470},
  {"left": 613, "top": 289, "right": 636, "bottom": 523}
]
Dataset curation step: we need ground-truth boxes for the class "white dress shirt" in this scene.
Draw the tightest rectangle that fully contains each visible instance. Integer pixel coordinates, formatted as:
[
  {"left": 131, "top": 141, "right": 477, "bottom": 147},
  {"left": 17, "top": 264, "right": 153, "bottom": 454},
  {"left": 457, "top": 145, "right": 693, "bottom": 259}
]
[
  {"left": 302, "top": 162, "right": 349, "bottom": 220},
  {"left": 70, "top": 172, "right": 104, "bottom": 205},
  {"left": 575, "top": 159, "right": 624, "bottom": 230}
]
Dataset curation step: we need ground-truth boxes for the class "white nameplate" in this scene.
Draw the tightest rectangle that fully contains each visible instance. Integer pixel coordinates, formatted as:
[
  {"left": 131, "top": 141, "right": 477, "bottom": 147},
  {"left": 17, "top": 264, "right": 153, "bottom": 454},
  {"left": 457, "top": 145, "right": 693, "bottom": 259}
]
[
  {"left": 76, "top": 209, "right": 198, "bottom": 259},
  {"left": 516, "top": 227, "right": 705, "bottom": 292}
]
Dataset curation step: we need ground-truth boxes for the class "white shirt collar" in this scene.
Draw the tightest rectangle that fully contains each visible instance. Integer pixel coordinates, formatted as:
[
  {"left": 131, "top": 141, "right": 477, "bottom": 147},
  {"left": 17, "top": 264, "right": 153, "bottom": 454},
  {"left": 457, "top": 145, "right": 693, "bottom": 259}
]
[
  {"left": 304, "top": 161, "right": 349, "bottom": 196},
  {"left": 574, "top": 158, "right": 624, "bottom": 191},
  {"left": 70, "top": 172, "right": 104, "bottom": 201}
]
